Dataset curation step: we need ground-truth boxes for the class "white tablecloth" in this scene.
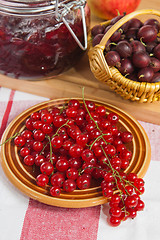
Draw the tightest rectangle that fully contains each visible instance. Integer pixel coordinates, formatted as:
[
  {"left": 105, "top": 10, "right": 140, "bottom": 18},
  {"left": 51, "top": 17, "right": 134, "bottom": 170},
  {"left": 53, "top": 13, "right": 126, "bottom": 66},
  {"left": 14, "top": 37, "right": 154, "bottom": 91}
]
[{"left": 0, "top": 86, "right": 160, "bottom": 240}]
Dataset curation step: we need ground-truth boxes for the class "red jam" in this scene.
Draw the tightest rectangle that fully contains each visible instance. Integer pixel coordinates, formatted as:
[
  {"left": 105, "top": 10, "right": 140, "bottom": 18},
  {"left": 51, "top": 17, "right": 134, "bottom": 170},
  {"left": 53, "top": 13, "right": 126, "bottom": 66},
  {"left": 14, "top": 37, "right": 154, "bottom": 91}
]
[{"left": 0, "top": 2, "right": 90, "bottom": 79}]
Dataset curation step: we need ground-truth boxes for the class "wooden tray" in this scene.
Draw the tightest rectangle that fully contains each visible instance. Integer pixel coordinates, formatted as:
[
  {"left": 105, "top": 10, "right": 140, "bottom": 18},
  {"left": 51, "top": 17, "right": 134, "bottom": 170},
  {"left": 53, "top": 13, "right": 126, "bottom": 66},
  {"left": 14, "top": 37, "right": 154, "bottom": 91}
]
[
  {"left": 0, "top": 0, "right": 160, "bottom": 125},
  {"left": 0, "top": 98, "right": 151, "bottom": 208}
]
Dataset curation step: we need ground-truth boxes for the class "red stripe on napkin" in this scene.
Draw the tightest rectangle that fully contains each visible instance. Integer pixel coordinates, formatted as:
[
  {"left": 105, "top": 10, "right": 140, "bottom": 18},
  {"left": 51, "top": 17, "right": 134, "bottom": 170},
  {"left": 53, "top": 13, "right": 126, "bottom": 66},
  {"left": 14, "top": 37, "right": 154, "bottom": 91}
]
[
  {"left": 20, "top": 199, "right": 101, "bottom": 240},
  {"left": 0, "top": 89, "right": 15, "bottom": 139}
]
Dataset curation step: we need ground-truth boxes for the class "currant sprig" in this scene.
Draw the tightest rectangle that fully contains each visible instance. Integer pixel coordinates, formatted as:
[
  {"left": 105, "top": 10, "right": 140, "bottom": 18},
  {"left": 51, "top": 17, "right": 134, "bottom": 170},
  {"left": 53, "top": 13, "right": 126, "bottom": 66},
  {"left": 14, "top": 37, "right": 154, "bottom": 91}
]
[{"left": 81, "top": 88, "right": 145, "bottom": 226}]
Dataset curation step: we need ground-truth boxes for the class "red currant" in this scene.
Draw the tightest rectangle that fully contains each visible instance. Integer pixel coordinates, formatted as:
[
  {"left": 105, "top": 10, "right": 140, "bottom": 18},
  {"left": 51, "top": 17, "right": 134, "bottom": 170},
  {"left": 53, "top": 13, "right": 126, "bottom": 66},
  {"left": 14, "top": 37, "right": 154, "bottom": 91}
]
[
  {"left": 40, "top": 162, "right": 54, "bottom": 175},
  {"left": 109, "top": 206, "right": 122, "bottom": 217},
  {"left": 81, "top": 149, "right": 94, "bottom": 162},
  {"left": 110, "top": 195, "right": 121, "bottom": 207},
  {"left": 41, "top": 113, "right": 53, "bottom": 124},
  {"left": 119, "top": 149, "right": 132, "bottom": 161},
  {"left": 76, "top": 174, "right": 91, "bottom": 190},
  {"left": 25, "top": 118, "right": 34, "bottom": 130},
  {"left": 134, "top": 178, "right": 145, "bottom": 188},
  {"left": 74, "top": 115, "right": 84, "bottom": 126},
  {"left": 125, "top": 195, "right": 138, "bottom": 208},
  {"left": 66, "top": 107, "right": 78, "bottom": 118},
  {"left": 50, "top": 107, "right": 60, "bottom": 117},
  {"left": 30, "top": 112, "right": 41, "bottom": 121},
  {"left": 76, "top": 133, "right": 88, "bottom": 147},
  {"left": 33, "top": 129, "right": 45, "bottom": 141},
  {"left": 63, "top": 179, "right": 76, "bottom": 192},
  {"left": 121, "top": 131, "right": 133, "bottom": 143},
  {"left": 53, "top": 115, "right": 65, "bottom": 127},
  {"left": 21, "top": 130, "right": 33, "bottom": 140},
  {"left": 128, "top": 209, "right": 137, "bottom": 219},
  {"left": 50, "top": 186, "right": 61, "bottom": 197},
  {"left": 32, "top": 120, "right": 43, "bottom": 130},
  {"left": 23, "top": 154, "right": 35, "bottom": 166},
  {"left": 127, "top": 172, "right": 138, "bottom": 182},
  {"left": 102, "top": 187, "right": 113, "bottom": 198},
  {"left": 46, "top": 152, "right": 57, "bottom": 164},
  {"left": 63, "top": 139, "right": 74, "bottom": 150},
  {"left": 109, "top": 216, "right": 121, "bottom": 227},
  {"left": 107, "top": 112, "right": 119, "bottom": 124},
  {"left": 95, "top": 105, "right": 106, "bottom": 117},
  {"left": 69, "top": 144, "right": 83, "bottom": 158},
  {"left": 36, "top": 174, "right": 49, "bottom": 187},
  {"left": 104, "top": 172, "right": 114, "bottom": 182},
  {"left": 33, "top": 141, "right": 43, "bottom": 152},
  {"left": 14, "top": 136, "right": 26, "bottom": 147},
  {"left": 51, "top": 136, "right": 63, "bottom": 149},
  {"left": 56, "top": 156, "right": 69, "bottom": 172},
  {"left": 66, "top": 168, "right": 79, "bottom": 180},
  {"left": 50, "top": 172, "right": 65, "bottom": 187},
  {"left": 67, "top": 125, "right": 81, "bottom": 139},
  {"left": 68, "top": 157, "right": 82, "bottom": 169},
  {"left": 104, "top": 144, "right": 116, "bottom": 157},
  {"left": 83, "top": 101, "right": 95, "bottom": 112},
  {"left": 42, "top": 123, "right": 53, "bottom": 134},
  {"left": 35, "top": 154, "right": 46, "bottom": 166},
  {"left": 20, "top": 147, "right": 30, "bottom": 157},
  {"left": 135, "top": 199, "right": 145, "bottom": 211},
  {"left": 68, "top": 99, "right": 80, "bottom": 109}
]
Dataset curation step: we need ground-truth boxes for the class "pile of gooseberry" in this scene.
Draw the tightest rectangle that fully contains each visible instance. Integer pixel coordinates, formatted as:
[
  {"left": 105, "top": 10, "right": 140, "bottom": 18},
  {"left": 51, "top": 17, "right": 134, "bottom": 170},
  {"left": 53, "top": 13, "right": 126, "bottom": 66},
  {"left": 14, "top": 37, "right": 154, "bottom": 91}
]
[
  {"left": 91, "top": 14, "right": 160, "bottom": 83},
  {"left": 12, "top": 98, "right": 145, "bottom": 227}
]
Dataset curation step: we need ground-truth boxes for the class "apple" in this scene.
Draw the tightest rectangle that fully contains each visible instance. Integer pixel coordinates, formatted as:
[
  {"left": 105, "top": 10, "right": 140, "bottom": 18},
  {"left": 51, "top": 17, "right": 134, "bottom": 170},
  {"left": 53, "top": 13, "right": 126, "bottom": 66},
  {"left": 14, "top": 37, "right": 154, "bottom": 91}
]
[{"left": 87, "top": 0, "right": 141, "bottom": 20}]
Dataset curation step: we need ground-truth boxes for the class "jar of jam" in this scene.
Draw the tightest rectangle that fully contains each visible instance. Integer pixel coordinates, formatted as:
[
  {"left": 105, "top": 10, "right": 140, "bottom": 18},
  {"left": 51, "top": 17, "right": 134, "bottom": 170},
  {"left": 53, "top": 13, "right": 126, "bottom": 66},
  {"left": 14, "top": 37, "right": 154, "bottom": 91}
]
[{"left": 0, "top": 0, "right": 90, "bottom": 79}]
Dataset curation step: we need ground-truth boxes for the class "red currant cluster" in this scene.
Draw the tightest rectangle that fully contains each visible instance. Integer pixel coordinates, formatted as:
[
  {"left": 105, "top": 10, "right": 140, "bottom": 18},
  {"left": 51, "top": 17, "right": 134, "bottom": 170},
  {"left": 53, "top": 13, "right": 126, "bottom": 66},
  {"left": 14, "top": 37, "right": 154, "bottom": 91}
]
[
  {"left": 91, "top": 14, "right": 160, "bottom": 83},
  {"left": 13, "top": 98, "right": 145, "bottom": 226},
  {"left": 102, "top": 172, "right": 145, "bottom": 226}
]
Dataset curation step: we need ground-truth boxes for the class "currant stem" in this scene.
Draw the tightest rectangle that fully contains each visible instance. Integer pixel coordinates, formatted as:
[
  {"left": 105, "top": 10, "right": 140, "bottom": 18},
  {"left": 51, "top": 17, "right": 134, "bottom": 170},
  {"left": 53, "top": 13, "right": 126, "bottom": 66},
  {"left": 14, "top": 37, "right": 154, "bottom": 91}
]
[
  {"left": 53, "top": 119, "right": 70, "bottom": 138},
  {"left": 40, "top": 139, "right": 49, "bottom": 154},
  {"left": 123, "top": 178, "right": 141, "bottom": 194},
  {"left": 80, "top": 165, "right": 110, "bottom": 175},
  {"left": 100, "top": 145, "right": 128, "bottom": 212},
  {"left": 89, "top": 134, "right": 110, "bottom": 150},
  {"left": 82, "top": 87, "right": 102, "bottom": 133},
  {"left": 59, "top": 100, "right": 71, "bottom": 114},
  {"left": 47, "top": 135, "right": 53, "bottom": 164},
  {"left": 0, "top": 132, "right": 19, "bottom": 146}
]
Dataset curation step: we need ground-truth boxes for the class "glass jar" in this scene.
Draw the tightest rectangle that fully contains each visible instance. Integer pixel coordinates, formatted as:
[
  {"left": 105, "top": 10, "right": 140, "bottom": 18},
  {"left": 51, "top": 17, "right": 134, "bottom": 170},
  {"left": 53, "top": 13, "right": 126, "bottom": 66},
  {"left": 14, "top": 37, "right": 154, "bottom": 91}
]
[{"left": 0, "top": 0, "right": 90, "bottom": 79}]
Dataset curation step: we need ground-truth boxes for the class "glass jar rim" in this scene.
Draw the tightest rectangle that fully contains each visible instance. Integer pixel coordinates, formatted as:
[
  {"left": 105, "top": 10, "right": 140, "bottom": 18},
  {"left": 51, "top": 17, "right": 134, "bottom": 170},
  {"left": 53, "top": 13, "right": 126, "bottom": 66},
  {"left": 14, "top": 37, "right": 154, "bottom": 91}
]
[{"left": 0, "top": 0, "right": 86, "bottom": 17}]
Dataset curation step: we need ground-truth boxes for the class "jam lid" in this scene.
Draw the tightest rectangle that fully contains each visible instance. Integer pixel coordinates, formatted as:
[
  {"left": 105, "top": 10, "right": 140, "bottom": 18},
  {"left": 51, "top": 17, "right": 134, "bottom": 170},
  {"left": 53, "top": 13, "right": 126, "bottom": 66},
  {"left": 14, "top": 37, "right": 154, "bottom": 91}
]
[{"left": 0, "top": 0, "right": 88, "bottom": 50}]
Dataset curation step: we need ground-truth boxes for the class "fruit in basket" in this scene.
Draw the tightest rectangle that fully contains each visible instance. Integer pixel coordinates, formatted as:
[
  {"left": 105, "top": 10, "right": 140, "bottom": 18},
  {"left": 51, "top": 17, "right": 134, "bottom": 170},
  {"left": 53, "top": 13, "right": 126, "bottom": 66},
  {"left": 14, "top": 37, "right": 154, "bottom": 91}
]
[
  {"left": 137, "top": 67, "right": 154, "bottom": 82},
  {"left": 90, "top": 14, "right": 160, "bottom": 83},
  {"left": 105, "top": 51, "right": 121, "bottom": 67},
  {"left": 87, "top": 0, "right": 141, "bottom": 20},
  {"left": 137, "top": 25, "right": 157, "bottom": 43}
]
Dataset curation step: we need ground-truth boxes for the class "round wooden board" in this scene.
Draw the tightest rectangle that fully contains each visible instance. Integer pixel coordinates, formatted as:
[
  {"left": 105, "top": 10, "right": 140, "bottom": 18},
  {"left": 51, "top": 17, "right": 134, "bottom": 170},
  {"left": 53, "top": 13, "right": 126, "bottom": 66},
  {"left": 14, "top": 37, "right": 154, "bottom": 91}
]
[{"left": 0, "top": 98, "right": 151, "bottom": 208}]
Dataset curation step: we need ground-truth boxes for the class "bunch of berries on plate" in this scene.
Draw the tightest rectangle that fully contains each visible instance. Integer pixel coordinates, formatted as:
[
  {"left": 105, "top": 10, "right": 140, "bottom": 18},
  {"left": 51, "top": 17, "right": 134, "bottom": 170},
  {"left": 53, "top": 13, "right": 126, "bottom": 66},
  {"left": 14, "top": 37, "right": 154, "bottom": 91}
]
[{"left": 13, "top": 97, "right": 145, "bottom": 227}]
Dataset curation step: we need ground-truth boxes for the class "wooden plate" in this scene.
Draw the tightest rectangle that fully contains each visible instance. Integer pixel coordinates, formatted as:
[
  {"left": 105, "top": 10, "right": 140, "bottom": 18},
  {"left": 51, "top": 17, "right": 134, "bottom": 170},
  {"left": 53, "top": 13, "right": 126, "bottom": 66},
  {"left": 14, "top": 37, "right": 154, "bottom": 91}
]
[{"left": 0, "top": 98, "right": 151, "bottom": 208}]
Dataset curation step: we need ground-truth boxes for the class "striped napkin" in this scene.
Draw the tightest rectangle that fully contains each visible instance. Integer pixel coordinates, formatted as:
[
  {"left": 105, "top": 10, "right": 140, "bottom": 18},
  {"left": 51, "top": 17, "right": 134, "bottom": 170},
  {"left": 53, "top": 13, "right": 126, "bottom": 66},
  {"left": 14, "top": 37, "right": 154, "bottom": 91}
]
[{"left": 0, "top": 87, "right": 160, "bottom": 240}]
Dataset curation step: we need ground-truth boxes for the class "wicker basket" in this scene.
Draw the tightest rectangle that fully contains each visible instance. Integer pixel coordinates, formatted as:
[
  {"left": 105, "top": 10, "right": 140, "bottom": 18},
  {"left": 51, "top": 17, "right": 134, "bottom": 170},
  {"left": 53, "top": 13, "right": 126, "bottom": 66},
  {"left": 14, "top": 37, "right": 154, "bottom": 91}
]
[{"left": 88, "top": 9, "right": 160, "bottom": 103}]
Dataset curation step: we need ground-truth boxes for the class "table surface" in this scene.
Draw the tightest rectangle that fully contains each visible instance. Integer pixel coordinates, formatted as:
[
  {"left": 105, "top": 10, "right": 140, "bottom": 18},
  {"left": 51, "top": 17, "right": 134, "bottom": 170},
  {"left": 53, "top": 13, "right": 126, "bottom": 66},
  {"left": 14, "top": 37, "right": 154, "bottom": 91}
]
[
  {"left": 0, "top": 1, "right": 160, "bottom": 240},
  {"left": 0, "top": 1, "right": 160, "bottom": 125}
]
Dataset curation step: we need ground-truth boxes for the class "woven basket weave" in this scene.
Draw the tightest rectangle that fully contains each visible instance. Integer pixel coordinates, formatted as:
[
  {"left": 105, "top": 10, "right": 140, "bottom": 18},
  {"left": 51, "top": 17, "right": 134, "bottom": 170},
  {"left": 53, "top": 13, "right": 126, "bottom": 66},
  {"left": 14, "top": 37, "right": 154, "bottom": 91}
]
[{"left": 88, "top": 9, "right": 160, "bottom": 103}]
